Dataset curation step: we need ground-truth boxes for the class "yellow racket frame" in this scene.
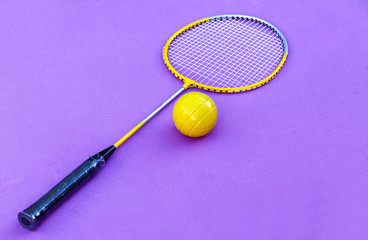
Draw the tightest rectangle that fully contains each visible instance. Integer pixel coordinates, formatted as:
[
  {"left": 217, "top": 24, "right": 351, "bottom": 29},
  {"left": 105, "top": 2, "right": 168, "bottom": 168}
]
[{"left": 163, "top": 15, "right": 288, "bottom": 93}]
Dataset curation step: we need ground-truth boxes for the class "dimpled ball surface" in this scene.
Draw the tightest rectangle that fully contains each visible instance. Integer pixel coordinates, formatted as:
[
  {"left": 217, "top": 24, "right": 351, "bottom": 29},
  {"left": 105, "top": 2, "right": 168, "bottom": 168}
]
[{"left": 173, "top": 92, "right": 218, "bottom": 137}]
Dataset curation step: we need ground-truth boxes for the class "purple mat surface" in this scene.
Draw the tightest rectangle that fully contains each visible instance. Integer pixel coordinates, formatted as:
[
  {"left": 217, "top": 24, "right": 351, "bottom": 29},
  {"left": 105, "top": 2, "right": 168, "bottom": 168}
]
[{"left": 1, "top": 0, "right": 367, "bottom": 239}]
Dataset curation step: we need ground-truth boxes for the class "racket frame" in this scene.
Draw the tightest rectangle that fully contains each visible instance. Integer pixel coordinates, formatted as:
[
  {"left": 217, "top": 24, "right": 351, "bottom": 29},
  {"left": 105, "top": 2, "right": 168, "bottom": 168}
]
[{"left": 163, "top": 15, "right": 288, "bottom": 93}]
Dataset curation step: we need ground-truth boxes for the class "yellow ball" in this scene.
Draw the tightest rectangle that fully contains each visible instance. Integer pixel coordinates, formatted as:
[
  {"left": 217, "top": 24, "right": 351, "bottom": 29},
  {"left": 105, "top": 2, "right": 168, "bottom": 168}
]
[{"left": 173, "top": 92, "right": 218, "bottom": 137}]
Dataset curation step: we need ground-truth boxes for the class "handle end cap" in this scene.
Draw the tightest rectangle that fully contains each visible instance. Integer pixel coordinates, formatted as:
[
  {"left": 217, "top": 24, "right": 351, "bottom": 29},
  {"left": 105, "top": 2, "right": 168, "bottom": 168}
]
[{"left": 18, "top": 211, "right": 39, "bottom": 230}]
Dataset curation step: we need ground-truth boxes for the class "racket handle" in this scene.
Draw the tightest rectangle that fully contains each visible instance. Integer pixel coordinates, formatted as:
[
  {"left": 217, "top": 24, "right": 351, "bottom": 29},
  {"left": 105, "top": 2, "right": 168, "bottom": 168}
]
[{"left": 18, "top": 145, "right": 116, "bottom": 230}]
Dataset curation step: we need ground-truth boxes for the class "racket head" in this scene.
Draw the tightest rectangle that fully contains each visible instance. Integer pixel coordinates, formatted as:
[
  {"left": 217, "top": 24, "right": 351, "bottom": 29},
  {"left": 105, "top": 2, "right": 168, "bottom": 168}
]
[{"left": 163, "top": 15, "right": 288, "bottom": 93}]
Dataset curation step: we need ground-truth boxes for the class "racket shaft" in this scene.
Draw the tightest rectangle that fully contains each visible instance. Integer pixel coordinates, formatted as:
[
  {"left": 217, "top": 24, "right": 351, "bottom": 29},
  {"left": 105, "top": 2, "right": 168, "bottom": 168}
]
[
  {"left": 114, "top": 86, "right": 186, "bottom": 148},
  {"left": 18, "top": 145, "right": 115, "bottom": 230}
]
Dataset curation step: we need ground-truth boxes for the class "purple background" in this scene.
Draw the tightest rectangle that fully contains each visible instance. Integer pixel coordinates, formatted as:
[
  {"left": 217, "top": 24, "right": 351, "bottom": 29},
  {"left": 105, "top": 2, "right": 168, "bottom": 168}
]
[{"left": 1, "top": 0, "right": 367, "bottom": 239}]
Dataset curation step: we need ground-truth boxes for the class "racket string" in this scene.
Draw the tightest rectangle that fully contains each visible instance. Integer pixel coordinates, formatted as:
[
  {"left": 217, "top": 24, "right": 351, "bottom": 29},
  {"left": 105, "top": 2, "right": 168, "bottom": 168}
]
[
  {"left": 208, "top": 24, "right": 283, "bottom": 88},
  {"left": 172, "top": 21, "right": 248, "bottom": 85},
  {"left": 195, "top": 21, "right": 281, "bottom": 87}
]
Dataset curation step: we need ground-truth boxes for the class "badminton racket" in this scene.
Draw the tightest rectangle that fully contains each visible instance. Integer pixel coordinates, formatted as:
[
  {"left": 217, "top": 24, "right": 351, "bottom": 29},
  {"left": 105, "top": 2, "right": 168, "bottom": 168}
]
[{"left": 18, "top": 14, "right": 288, "bottom": 230}]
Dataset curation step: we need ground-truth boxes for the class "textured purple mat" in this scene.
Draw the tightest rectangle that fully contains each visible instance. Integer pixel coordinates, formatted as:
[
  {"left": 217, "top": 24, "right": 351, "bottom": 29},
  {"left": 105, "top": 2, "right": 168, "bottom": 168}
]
[{"left": 1, "top": 0, "right": 367, "bottom": 239}]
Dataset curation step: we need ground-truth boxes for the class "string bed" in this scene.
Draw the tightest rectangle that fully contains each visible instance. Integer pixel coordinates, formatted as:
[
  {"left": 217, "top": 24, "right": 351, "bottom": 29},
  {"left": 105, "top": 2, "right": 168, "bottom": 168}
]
[{"left": 168, "top": 17, "right": 285, "bottom": 88}]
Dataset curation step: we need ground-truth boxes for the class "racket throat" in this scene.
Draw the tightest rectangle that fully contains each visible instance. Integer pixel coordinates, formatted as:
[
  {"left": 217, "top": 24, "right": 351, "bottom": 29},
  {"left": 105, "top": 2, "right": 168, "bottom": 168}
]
[{"left": 183, "top": 81, "right": 194, "bottom": 89}]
